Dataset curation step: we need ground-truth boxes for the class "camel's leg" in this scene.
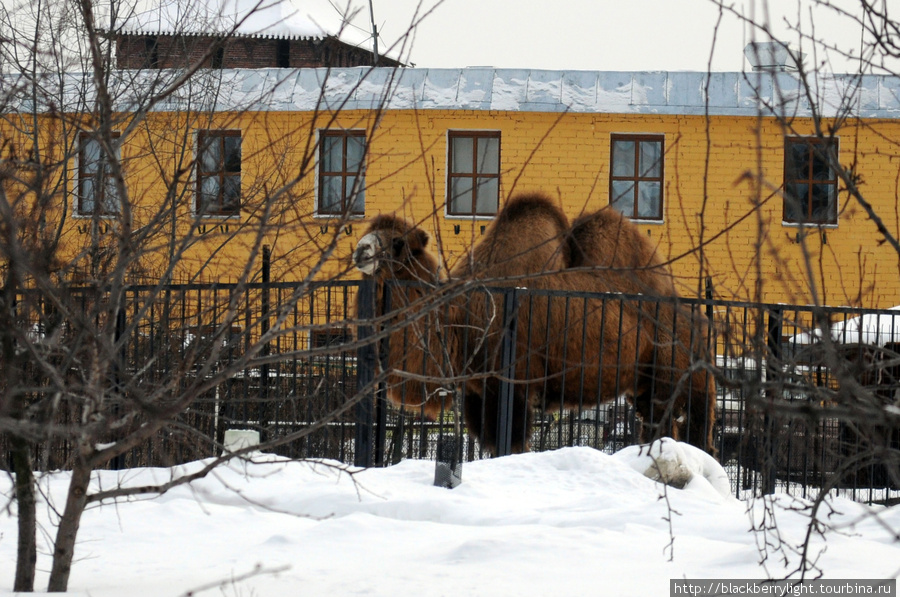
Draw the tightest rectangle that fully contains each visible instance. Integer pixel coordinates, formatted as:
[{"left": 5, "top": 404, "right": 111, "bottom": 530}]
[
  {"left": 632, "top": 384, "right": 678, "bottom": 444},
  {"left": 463, "top": 389, "right": 489, "bottom": 452},
  {"left": 463, "top": 382, "right": 532, "bottom": 455},
  {"left": 634, "top": 364, "right": 717, "bottom": 456},
  {"left": 683, "top": 368, "right": 717, "bottom": 456},
  {"left": 630, "top": 343, "right": 666, "bottom": 441},
  {"left": 509, "top": 391, "right": 533, "bottom": 454}
]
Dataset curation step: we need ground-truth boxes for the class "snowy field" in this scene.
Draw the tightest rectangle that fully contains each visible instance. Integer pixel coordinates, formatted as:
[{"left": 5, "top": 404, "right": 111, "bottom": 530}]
[{"left": 2, "top": 444, "right": 899, "bottom": 597}]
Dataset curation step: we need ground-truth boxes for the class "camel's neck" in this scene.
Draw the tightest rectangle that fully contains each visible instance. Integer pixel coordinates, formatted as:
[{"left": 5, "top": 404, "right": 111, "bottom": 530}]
[{"left": 372, "top": 255, "right": 441, "bottom": 298}]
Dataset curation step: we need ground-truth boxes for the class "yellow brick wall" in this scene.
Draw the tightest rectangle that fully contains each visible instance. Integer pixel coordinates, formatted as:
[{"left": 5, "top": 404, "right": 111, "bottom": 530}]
[
  {"left": 355, "top": 109, "right": 900, "bottom": 309},
  {"left": 3, "top": 108, "right": 899, "bottom": 308}
]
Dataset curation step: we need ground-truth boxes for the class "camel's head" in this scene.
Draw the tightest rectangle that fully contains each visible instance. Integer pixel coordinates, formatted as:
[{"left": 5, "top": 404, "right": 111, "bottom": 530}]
[{"left": 353, "top": 215, "right": 434, "bottom": 280}]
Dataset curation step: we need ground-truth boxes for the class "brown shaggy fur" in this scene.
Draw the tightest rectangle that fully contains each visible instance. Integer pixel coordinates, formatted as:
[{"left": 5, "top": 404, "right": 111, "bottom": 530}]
[
  {"left": 449, "top": 194, "right": 582, "bottom": 454},
  {"left": 567, "top": 207, "right": 717, "bottom": 453},
  {"left": 568, "top": 208, "right": 677, "bottom": 296},
  {"left": 353, "top": 215, "right": 452, "bottom": 419},
  {"left": 354, "top": 194, "right": 717, "bottom": 456}
]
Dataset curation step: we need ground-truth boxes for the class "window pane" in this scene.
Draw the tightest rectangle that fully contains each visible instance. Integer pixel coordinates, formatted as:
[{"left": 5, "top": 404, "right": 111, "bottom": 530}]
[
  {"left": 611, "top": 180, "right": 635, "bottom": 215},
  {"left": 811, "top": 183, "right": 836, "bottom": 222},
  {"left": 223, "top": 136, "right": 241, "bottom": 173},
  {"left": 477, "top": 137, "right": 499, "bottom": 174},
  {"left": 320, "top": 176, "right": 342, "bottom": 213},
  {"left": 475, "top": 177, "right": 499, "bottom": 215},
  {"left": 784, "top": 183, "right": 806, "bottom": 221},
  {"left": 811, "top": 151, "right": 832, "bottom": 180},
  {"left": 346, "top": 135, "right": 366, "bottom": 173},
  {"left": 612, "top": 140, "right": 635, "bottom": 177},
  {"left": 640, "top": 141, "right": 662, "bottom": 178},
  {"left": 100, "top": 175, "right": 119, "bottom": 213},
  {"left": 222, "top": 176, "right": 240, "bottom": 212},
  {"left": 199, "top": 176, "right": 220, "bottom": 212},
  {"left": 80, "top": 178, "right": 95, "bottom": 213},
  {"left": 351, "top": 184, "right": 365, "bottom": 213},
  {"left": 346, "top": 174, "right": 366, "bottom": 212},
  {"left": 787, "top": 142, "right": 809, "bottom": 180},
  {"left": 450, "top": 177, "right": 473, "bottom": 214},
  {"left": 322, "top": 136, "right": 342, "bottom": 173},
  {"left": 451, "top": 137, "right": 474, "bottom": 174},
  {"left": 637, "top": 181, "right": 661, "bottom": 218},
  {"left": 82, "top": 138, "right": 100, "bottom": 173},
  {"left": 200, "top": 138, "right": 220, "bottom": 172}
]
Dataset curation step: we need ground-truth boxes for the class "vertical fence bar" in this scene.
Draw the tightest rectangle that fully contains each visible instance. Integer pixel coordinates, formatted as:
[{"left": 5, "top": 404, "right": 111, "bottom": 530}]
[
  {"left": 259, "top": 246, "right": 271, "bottom": 443},
  {"left": 111, "top": 302, "right": 127, "bottom": 470},
  {"left": 354, "top": 279, "right": 376, "bottom": 467},
  {"left": 374, "top": 355, "right": 388, "bottom": 467},
  {"left": 763, "top": 306, "right": 783, "bottom": 495},
  {"left": 377, "top": 286, "right": 394, "bottom": 464},
  {"left": 705, "top": 278, "right": 715, "bottom": 456},
  {"left": 496, "top": 288, "right": 519, "bottom": 458}
]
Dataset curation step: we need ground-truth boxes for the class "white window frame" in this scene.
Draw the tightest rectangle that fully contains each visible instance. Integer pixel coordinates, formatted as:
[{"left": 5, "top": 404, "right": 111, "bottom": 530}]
[
  {"left": 194, "top": 129, "right": 242, "bottom": 219},
  {"left": 315, "top": 128, "right": 367, "bottom": 218},
  {"left": 445, "top": 129, "right": 501, "bottom": 219},
  {"left": 75, "top": 132, "right": 122, "bottom": 218},
  {"left": 609, "top": 133, "right": 665, "bottom": 223}
]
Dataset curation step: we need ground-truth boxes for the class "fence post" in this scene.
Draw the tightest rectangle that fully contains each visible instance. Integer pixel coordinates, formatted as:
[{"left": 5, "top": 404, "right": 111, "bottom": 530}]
[
  {"left": 354, "top": 279, "right": 376, "bottom": 467},
  {"left": 705, "top": 277, "right": 716, "bottom": 454},
  {"left": 112, "top": 301, "right": 127, "bottom": 470},
  {"left": 496, "top": 288, "right": 520, "bottom": 458},
  {"left": 372, "top": 285, "right": 392, "bottom": 467},
  {"left": 259, "top": 246, "right": 271, "bottom": 443},
  {"left": 763, "top": 307, "right": 783, "bottom": 495}
]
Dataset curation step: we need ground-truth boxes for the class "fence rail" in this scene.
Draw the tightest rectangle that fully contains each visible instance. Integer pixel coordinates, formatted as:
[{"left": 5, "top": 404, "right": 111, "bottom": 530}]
[{"left": 3, "top": 280, "right": 899, "bottom": 503}]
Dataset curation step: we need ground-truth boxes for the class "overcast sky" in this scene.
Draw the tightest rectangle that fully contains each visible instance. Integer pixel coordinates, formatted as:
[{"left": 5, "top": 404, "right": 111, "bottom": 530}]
[{"left": 361, "top": 0, "right": 874, "bottom": 73}]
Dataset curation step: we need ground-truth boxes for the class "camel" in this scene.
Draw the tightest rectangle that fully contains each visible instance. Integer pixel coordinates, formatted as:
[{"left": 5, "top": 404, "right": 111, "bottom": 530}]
[
  {"left": 450, "top": 193, "right": 716, "bottom": 454},
  {"left": 353, "top": 193, "right": 717, "bottom": 456},
  {"left": 353, "top": 214, "right": 455, "bottom": 420}
]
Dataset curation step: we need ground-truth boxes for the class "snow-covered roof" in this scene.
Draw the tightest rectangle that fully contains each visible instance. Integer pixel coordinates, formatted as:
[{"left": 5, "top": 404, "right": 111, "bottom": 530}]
[
  {"left": 113, "top": 0, "right": 375, "bottom": 48},
  {"left": 6, "top": 68, "right": 900, "bottom": 119},
  {"left": 143, "top": 68, "right": 900, "bottom": 118}
]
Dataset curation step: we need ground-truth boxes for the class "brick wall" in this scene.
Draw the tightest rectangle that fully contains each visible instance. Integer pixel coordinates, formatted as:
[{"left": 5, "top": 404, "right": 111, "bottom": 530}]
[
  {"left": 11, "top": 105, "right": 898, "bottom": 306},
  {"left": 115, "top": 35, "right": 397, "bottom": 69},
  {"left": 331, "top": 110, "right": 900, "bottom": 308}
]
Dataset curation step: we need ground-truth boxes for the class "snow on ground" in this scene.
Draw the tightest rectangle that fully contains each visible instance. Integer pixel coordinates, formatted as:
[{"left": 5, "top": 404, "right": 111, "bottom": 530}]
[{"left": 1, "top": 445, "right": 899, "bottom": 597}]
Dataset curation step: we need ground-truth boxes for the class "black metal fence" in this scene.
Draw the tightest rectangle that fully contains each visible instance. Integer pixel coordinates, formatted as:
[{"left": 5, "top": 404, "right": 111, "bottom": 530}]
[
  {"left": 3, "top": 280, "right": 899, "bottom": 503},
  {"left": 355, "top": 282, "right": 900, "bottom": 503},
  {"left": 2, "top": 281, "right": 361, "bottom": 470}
]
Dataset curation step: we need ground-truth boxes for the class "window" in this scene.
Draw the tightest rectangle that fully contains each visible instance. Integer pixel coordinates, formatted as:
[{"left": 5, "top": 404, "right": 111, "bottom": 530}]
[
  {"left": 447, "top": 131, "right": 500, "bottom": 216},
  {"left": 212, "top": 46, "right": 225, "bottom": 69},
  {"left": 318, "top": 130, "right": 366, "bottom": 216},
  {"left": 77, "top": 133, "right": 120, "bottom": 216},
  {"left": 311, "top": 328, "right": 352, "bottom": 348},
  {"left": 276, "top": 39, "right": 290, "bottom": 68},
  {"left": 143, "top": 36, "right": 159, "bottom": 68},
  {"left": 610, "top": 134, "right": 664, "bottom": 220},
  {"left": 311, "top": 327, "right": 352, "bottom": 363},
  {"left": 784, "top": 137, "right": 838, "bottom": 225},
  {"left": 197, "top": 130, "right": 241, "bottom": 216}
]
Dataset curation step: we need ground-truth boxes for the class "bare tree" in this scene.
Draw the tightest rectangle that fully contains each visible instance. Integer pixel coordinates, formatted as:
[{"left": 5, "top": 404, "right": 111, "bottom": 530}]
[
  {"left": 704, "top": 0, "right": 900, "bottom": 580},
  {"left": 0, "top": 0, "right": 441, "bottom": 591},
  {"left": 5, "top": 0, "right": 900, "bottom": 591}
]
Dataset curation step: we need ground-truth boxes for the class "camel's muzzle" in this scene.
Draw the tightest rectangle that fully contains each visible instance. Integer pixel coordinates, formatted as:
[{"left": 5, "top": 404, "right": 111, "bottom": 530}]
[{"left": 354, "top": 233, "right": 381, "bottom": 276}]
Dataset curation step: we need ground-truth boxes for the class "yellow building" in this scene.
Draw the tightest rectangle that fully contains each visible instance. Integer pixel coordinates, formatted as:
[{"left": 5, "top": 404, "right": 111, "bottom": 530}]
[{"left": 3, "top": 67, "right": 900, "bottom": 308}]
